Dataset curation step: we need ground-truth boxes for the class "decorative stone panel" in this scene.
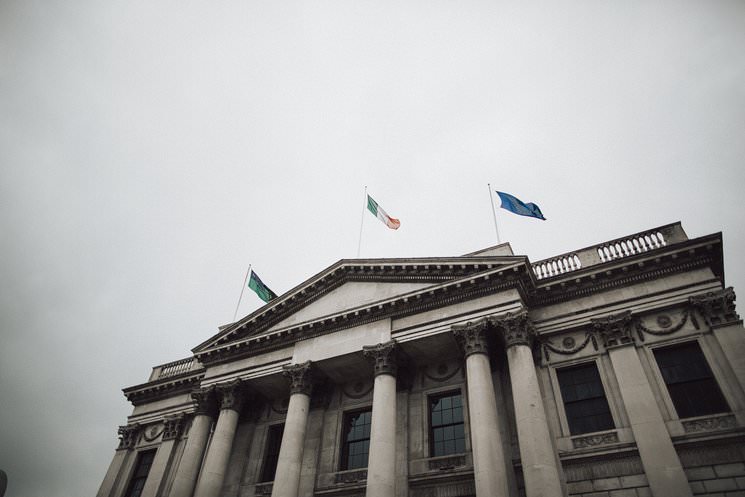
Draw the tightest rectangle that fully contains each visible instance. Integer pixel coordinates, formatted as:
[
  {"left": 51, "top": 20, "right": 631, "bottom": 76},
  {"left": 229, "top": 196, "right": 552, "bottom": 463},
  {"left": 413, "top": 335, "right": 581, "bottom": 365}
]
[
  {"left": 452, "top": 319, "right": 490, "bottom": 357},
  {"left": 571, "top": 431, "right": 619, "bottom": 449},
  {"left": 334, "top": 469, "right": 367, "bottom": 483},
  {"left": 427, "top": 454, "right": 466, "bottom": 471},
  {"left": 591, "top": 311, "right": 635, "bottom": 348},
  {"left": 282, "top": 361, "right": 314, "bottom": 395},
  {"left": 410, "top": 480, "right": 476, "bottom": 497},
  {"left": 562, "top": 453, "right": 644, "bottom": 482},
  {"left": 117, "top": 424, "right": 141, "bottom": 450},
  {"left": 254, "top": 482, "right": 273, "bottom": 495},
  {"left": 681, "top": 414, "right": 736, "bottom": 433},
  {"left": 490, "top": 310, "right": 534, "bottom": 349},
  {"left": 689, "top": 287, "right": 740, "bottom": 329},
  {"left": 363, "top": 340, "right": 398, "bottom": 377}
]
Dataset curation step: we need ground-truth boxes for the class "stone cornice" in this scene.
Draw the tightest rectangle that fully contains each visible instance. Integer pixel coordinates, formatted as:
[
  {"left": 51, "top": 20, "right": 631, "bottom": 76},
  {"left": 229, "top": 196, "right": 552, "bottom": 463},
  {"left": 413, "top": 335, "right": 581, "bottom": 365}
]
[
  {"left": 123, "top": 370, "right": 205, "bottom": 406},
  {"left": 194, "top": 257, "right": 528, "bottom": 353},
  {"left": 195, "top": 263, "right": 532, "bottom": 366}
]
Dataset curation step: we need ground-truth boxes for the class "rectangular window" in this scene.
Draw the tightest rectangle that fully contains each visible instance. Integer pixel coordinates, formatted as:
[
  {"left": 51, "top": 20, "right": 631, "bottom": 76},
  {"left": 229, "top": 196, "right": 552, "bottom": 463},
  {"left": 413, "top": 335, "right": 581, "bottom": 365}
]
[
  {"left": 260, "top": 424, "right": 284, "bottom": 482},
  {"left": 429, "top": 391, "right": 465, "bottom": 457},
  {"left": 340, "top": 409, "right": 372, "bottom": 470},
  {"left": 557, "top": 362, "right": 614, "bottom": 435},
  {"left": 124, "top": 450, "right": 156, "bottom": 497},
  {"left": 654, "top": 341, "right": 729, "bottom": 418}
]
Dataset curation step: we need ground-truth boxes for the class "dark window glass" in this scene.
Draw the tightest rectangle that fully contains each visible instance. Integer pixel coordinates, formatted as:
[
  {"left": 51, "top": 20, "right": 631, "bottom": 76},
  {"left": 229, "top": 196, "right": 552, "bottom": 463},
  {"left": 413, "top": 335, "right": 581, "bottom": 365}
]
[
  {"left": 341, "top": 409, "right": 372, "bottom": 470},
  {"left": 430, "top": 392, "right": 466, "bottom": 457},
  {"left": 260, "top": 424, "right": 284, "bottom": 482},
  {"left": 654, "top": 342, "right": 729, "bottom": 418},
  {"left": 557, "top": 363, "right": 614, "bottom": 435},
  {"left": 125, "top": 450, "right": 156, "bottom": 497}
]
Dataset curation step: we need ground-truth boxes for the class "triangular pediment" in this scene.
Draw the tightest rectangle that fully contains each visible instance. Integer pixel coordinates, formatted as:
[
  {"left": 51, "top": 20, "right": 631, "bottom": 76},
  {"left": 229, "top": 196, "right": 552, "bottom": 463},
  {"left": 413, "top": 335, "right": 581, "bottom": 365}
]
[{"left": 193, "top": 255, "right": 528, "bottom": 354}]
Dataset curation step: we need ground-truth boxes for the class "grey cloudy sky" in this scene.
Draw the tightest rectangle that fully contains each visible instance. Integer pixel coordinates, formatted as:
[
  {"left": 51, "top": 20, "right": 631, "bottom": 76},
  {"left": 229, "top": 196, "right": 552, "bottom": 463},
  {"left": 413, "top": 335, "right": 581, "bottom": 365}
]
[{"left": 1, "top": 1, "right": 744, "bottom": 496}]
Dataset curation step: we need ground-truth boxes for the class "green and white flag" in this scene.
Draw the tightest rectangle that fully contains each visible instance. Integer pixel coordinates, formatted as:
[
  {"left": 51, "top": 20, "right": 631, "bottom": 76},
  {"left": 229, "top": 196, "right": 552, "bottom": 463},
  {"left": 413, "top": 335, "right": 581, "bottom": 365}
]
[
  {"left": 367, "top": 195, "right": 401, "bottom": 230},
  {"left": 248, "top": 270, "right": 277, "bottom": 303}
]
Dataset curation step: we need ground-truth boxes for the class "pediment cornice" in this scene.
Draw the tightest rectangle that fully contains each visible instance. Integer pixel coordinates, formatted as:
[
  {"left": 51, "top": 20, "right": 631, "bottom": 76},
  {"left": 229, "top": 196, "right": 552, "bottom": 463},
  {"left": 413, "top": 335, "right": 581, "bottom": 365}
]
[{"left": 193, "top": 256, "right": 527, "bottom": 354}]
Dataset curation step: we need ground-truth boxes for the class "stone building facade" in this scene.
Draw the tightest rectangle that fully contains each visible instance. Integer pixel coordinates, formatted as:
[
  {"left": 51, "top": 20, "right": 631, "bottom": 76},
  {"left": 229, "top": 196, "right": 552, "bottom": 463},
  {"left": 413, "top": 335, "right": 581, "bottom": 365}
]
[{"left": 97, "top": 222, "right": 745, "bottom": 497}]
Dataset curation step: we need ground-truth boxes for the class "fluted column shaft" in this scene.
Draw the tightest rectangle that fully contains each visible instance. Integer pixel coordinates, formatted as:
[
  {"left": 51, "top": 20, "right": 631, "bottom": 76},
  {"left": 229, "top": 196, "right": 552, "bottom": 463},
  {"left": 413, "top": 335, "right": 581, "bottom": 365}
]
[
  {"left": 193, "top": 382, "right": 244, "bottom": 497},
  {"left": 169, "top": 389, "right": 215, "bottom": 497},
  {"left": 363, "top": 341, "right": 398, "bottom": 497},
  {"left": 271, "top": 362, "right": 313, "bottom": 497},
  {"left": 453, "top": 322, "right": 510, "bottom": 497},
  {"left": 497, "top": 311, "right": 563, "bottom": 497}
]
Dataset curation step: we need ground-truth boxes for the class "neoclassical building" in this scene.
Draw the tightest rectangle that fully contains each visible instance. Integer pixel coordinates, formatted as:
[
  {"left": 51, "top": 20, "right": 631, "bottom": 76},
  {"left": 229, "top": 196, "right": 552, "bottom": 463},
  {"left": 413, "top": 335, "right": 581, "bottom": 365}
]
[{"left": 98, "top": 222, "right": 745, "bottom": 497}]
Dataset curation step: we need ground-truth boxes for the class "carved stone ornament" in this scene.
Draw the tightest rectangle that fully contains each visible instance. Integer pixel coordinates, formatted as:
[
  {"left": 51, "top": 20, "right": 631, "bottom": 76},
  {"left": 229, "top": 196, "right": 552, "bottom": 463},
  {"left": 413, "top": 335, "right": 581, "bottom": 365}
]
[
  {"left": 571, "top": 431, "right": 619, "bottom": 449},
  {"left": 452, "top": 319, "right": 490, "bottom": 358},
  {"left": 490, "top": 310, "right": 534, "bottom": 349},
  {"left": 117, "top": 424, "right": 141, "bottom": 450},
  {"left": 591, "top": 311, "right": 635, "bottom": 349},
  {"left": 162, "top": 414, "right": 184, "bottom": 441},
  {"left": 283, "top": 361, "right": 314, "bottom": 395},
  {"left": 216, "top": 379, "right": 245, "bottom": 412},
  {"left": 191, "top": 387, "right": 216, "bottom": 417},
  {"left": 362, "top": 340, "right": 398, "bottom": 377},
  {"left": 689, "top": 287, "right": 740, "bottom": 329},
  {"left": 682, "top": 414, "right": 736, "bottom": 433}
]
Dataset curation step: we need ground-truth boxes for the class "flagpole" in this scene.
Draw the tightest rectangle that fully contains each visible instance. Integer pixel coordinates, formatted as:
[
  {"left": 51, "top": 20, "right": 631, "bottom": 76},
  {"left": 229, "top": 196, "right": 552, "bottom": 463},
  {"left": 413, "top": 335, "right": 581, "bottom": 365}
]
[
  {"left": 233, "top": 264, "right": 251, "bottom": 321},
  {"left": 356, "top": 185, "right": 367, "bottom": 258},
  {"left": 488, "top": 183, "right": 501, "bottom": 244}
]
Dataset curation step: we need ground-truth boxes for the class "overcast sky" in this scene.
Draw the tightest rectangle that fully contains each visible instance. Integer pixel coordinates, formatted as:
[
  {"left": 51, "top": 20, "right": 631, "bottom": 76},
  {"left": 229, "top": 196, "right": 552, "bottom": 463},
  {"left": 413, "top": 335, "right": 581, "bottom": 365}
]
[{"left": 1, "top": 1, "right": 744, "bottom": 496}]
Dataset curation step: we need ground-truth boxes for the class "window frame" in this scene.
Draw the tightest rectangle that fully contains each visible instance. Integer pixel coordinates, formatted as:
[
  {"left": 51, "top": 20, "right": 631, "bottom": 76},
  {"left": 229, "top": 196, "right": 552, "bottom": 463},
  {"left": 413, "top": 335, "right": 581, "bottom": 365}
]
[
  {"left": 555, "top": 360, "right": 615, "bottom": 436},
  {"left": 124, "top": 449, "right": 156, "bottom": 497},
  {"left": 339, "top": 407, "right": 373, "bottom": 471},
  {"left": 259, "top": 423, "right": 285, "bottom": 483},
  {"left": 649, "top": 338, "right": 730, "bottom": 420},
  {"left": 428, "top": 389, "right": 467, "bottom": 457}
]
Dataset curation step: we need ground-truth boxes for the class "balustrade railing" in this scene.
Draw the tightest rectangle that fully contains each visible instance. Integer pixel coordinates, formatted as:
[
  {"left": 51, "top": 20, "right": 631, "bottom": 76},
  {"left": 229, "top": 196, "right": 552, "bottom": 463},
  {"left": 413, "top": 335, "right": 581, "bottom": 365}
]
[
  {"left": 531, "top": 223, "right": 686, "bottom": 280},
  {"left": 150, "top": 357, "right": 200, "bottom": 381}
]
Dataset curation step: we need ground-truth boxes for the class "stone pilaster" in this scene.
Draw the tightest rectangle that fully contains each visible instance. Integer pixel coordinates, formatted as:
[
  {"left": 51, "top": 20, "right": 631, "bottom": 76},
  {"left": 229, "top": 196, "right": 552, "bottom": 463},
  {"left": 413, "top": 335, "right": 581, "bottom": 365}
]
[
  {"left": 493, "top": 311, "right": 563, "bottom": 497},
  {"left": 142, "top": 415, "right": 185, "bottom": 497},
  {"left": 194, "top": 381, "right": 245, "bottom": 497},
  {"left": 363, "top": 341, "right": 398, "bottom": 497},
  {"left": 162, "top": 414, "right": 184, "bottom": 441},
  {"left": 452, "top": 320, "right": 510, "bottom": 497},
  {"left": 271, "top": 362, "right": 314, "bottom": 497},
  {"left": 97, "top": 425, "right": 141, "bottom": 497},
  {"left": 169, "top": 389, "right": 216, "bottom": 497},
  {"left": 592, "top": 312, "right": 693, "bottom": 497}
]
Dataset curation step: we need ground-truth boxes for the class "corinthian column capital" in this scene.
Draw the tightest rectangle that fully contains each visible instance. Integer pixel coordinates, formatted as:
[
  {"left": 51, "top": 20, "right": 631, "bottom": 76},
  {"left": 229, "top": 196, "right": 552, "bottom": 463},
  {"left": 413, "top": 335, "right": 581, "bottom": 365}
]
[
  {"left": 363, "top": 340, "right": 398, "bottom": 377},
  {"left": 452, "top": 319, "right": 490, "bottom": 358},
  {"left": 490, "top": 310, "right": 534, "bottom": 349},
  {"left": 216, "top": 379, "right": 245, "bottom": 412},
  {"left": 689, "top": 287, "right": 741, "bottom": 328},
  {"left": 191, "top": 387, "right": 217, "bottom": 417},
  {"left": 283, "top": 361, "right": 314, "bottom": 395},
  {"left": 117, "top": 424, "right": 141, "bottom": 450},
  {"left": 591, "top": 311, "right": 635, "bottom": 348}
]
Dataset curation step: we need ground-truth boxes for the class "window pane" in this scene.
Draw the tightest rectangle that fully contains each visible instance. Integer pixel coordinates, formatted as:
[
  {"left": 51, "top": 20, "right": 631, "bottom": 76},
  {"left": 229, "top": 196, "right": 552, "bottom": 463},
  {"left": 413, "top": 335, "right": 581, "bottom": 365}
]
[
  {"left": 557, "top": 363, "right": 614, "bottom": 435},
  {"left": 341, "top": 409, "right": 372, "bottom": 470},
  {"left": 429, "top": 391, "right": 465, "bottom": 457},
  {"left": 654, "top": 342, "right": 729, "bottom": 419}
]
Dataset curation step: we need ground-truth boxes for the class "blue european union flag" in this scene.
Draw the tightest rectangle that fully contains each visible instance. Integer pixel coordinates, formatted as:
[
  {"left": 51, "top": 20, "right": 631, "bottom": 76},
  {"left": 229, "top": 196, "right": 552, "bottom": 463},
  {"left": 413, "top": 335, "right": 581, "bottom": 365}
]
[{"left": 496, "top": 191, "right": 546, "bottom": 220}]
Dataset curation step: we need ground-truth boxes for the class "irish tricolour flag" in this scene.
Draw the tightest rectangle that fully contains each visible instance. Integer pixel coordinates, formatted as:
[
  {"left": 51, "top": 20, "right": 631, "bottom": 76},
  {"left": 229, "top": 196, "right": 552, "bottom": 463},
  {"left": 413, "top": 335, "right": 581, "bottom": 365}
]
[{"left": 367, "top": 195, "right": 401, "bottom": 230}]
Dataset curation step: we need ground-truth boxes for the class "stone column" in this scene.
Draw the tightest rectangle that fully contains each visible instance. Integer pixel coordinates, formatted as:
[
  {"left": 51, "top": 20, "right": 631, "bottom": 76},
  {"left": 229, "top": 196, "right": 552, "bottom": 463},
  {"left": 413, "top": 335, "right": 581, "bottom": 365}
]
[
  {"left": 96, "top": 424, "right": 141, "bottom": 497},
  {"left": 271, "top": 361, "right": 313, "bottom": 497},
  {"left": 363, "top": 341, "right": 398, "bottom": 497},
  {"left": 493, "top": 311, "right": 563, "bottom": 497},
  {"left": 169, "top": 389, "right": 216, "bottom": 497},
  {"left": 194, "top": 381, "right": 244, "bottom": 497},
  {"left": 593, "top": 312, "right": 693, "bottom": 497},
  {"left": 452, "top": 320, "right": 510, "bottom": 497},
  {"left": 691, "top": 288, "right": 745, "bottom": 391},
  {"left": 141, "top": 415, "right": 185, "bottom": 497}
]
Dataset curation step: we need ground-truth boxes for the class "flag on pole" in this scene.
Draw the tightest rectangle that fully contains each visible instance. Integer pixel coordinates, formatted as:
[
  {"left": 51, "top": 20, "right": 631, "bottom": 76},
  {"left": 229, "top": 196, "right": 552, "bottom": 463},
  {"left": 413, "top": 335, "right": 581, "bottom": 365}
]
[
  {"left": 248, "top": 270, "right": 277, "bottom": 303},
  {"left": 367, "top": 194, "right": 401, "bottom": 230},
  {"left": 495, "top": 191, "right": 546, "bottom": 220}
]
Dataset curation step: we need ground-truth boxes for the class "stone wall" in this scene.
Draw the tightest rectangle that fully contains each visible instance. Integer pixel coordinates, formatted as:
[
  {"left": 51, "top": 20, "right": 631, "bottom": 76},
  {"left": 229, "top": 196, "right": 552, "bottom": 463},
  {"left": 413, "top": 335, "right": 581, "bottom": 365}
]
[{"left": 679, "top": 440, "right": 745, "bottom": 496}]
